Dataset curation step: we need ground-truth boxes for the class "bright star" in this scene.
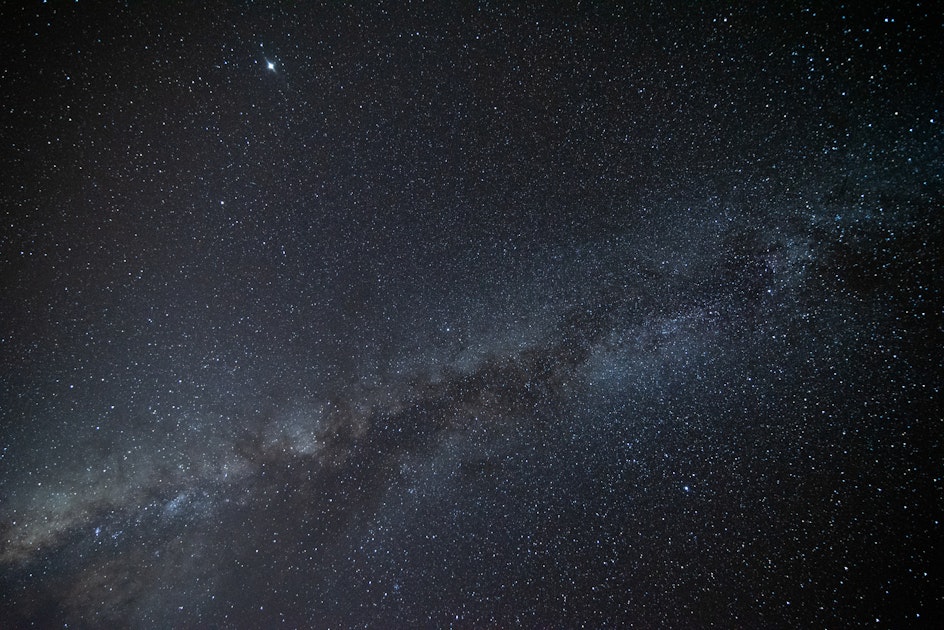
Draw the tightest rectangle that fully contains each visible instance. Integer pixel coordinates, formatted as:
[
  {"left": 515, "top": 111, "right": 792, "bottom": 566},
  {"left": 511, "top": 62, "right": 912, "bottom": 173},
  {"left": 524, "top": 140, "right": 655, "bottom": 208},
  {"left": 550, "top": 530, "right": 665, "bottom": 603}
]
[{"left": 266, "top": 60, "right": 276, "bottom": 71}]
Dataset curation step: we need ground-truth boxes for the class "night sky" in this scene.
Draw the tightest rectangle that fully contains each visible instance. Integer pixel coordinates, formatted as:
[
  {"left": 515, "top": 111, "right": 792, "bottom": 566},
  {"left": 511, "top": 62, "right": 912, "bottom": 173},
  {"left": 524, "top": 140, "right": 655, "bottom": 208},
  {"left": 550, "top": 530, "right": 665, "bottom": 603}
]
[{"left": 1, "top": 2, "right": 941, "bottom": 627}]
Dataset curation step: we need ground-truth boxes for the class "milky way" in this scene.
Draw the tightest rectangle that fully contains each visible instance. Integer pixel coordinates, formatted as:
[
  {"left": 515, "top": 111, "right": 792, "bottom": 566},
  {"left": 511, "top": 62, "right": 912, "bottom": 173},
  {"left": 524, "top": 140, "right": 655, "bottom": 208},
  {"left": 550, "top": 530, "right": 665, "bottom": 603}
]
[{"left": 1, "top": 3, "right": 941, "bottom": 628}]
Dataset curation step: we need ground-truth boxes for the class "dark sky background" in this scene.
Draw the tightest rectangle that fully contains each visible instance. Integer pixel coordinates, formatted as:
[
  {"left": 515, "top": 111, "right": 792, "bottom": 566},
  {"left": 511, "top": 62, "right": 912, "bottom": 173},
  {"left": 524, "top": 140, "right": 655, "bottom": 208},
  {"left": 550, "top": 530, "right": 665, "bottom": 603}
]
[{"left": 1, "top": 1, "right": 941, "bottom": 627}]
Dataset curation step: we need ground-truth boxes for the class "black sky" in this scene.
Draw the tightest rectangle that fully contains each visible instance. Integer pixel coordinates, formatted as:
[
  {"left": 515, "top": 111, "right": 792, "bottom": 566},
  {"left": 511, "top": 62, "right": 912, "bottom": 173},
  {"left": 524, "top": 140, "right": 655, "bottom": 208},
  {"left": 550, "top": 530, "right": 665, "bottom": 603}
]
[{"left": 1, "top": 2, "right": 941, "bottom": 628}]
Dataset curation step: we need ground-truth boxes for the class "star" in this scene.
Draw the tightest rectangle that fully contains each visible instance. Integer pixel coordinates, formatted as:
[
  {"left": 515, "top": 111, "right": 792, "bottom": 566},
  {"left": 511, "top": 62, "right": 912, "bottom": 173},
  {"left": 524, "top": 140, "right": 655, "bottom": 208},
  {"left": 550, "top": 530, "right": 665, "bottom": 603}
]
[{"left": 1, "top": 3, "right": 935, "bottom": 627}]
